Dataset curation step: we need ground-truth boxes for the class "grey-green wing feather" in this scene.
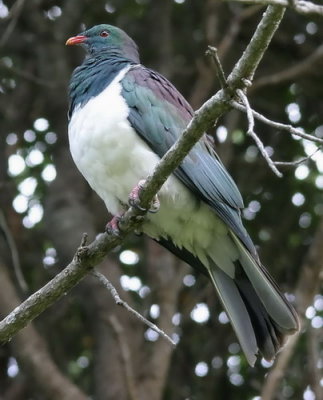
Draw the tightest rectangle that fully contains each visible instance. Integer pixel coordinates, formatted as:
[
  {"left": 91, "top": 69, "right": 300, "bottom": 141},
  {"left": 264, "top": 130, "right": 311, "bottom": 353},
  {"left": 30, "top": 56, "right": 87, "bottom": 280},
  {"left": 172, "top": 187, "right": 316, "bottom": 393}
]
[{"left": 121, "top": 65, "right": 256, "bottom": 255}]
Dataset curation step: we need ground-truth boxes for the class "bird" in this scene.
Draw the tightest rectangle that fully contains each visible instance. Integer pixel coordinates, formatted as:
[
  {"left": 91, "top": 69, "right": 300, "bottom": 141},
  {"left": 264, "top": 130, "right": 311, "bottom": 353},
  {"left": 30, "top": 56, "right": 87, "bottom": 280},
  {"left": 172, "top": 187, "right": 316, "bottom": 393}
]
[{"left": 66, "top": 24, "right": 299, "bottom": 366}]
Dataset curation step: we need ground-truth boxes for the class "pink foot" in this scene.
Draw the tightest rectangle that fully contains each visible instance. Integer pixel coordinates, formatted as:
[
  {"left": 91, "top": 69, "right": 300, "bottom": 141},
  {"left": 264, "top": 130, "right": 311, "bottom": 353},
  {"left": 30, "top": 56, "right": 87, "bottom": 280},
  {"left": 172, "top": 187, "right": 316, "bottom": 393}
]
[
  {"left": 105, "top": 213, "right": 122, "bottom": 236},
  {"left": 129, "top": 179, "right": 160, "bottom": 213}
]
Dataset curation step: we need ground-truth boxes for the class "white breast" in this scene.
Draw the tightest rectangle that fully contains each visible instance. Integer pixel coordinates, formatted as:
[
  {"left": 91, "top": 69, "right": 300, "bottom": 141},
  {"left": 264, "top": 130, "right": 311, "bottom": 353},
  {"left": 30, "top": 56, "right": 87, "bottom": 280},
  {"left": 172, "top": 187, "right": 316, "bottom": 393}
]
[
  {"left": 68, "top": 67, "right": 234, "bottom": 273},
  {"left": 69, "top": 67, "right": 158, "bottom": 213}
]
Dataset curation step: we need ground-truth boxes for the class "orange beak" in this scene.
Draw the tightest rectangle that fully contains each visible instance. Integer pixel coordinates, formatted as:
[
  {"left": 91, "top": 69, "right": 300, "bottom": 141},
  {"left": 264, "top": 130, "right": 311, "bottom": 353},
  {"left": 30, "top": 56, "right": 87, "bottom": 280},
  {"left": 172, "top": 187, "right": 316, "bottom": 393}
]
[{"left": 65, "top": 35, "right": 87, "bottom": 46}]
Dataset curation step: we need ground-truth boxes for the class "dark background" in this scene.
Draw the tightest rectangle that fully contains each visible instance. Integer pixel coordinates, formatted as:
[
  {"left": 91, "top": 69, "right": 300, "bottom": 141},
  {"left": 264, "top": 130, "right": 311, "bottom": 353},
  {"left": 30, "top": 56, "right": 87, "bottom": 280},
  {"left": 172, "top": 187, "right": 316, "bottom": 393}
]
[{"left": 0, "top": 0, "right": 322, "bottom": 399}]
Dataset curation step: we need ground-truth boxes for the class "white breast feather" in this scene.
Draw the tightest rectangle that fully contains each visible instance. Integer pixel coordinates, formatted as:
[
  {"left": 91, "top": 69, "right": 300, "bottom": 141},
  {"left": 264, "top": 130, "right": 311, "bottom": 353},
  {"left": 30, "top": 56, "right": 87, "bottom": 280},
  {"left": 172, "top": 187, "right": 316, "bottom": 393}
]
[{"left": 68, "top": 66, "right": 236, "bottom": 276}]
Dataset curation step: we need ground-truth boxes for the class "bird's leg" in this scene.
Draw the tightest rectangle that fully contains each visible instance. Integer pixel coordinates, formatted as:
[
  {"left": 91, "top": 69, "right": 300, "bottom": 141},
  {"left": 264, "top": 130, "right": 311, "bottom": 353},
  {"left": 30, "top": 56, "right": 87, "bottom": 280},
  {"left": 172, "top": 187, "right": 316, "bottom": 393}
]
[
  {"left": 106, "top": 180, "right": 160, "bottom": 235},
  {"left": 129, "top": 179, "right": 160, "bottom": 213},
  {"left": 105, "top": 213, "right": 123, "bottom": 236}
]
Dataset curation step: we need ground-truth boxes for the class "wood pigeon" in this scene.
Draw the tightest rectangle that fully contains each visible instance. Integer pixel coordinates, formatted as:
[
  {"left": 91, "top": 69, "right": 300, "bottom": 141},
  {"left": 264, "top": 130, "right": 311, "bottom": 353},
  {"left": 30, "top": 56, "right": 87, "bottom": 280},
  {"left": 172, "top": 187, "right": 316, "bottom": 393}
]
[{"left": 66, "top": 24, "right": 299, "bottom": 366}]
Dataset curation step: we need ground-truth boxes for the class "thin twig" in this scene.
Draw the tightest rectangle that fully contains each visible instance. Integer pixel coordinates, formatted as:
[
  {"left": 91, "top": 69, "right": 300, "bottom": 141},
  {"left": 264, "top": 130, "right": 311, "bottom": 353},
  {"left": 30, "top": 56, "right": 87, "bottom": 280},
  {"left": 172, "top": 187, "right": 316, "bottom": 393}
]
[
  {"left": 237, "top": 89, "right": 283, "bottom": 177},
  {"left": 0, "top": 210, "right": 28, "bottom": 292},
  {"left": 231, "top": 100, "right": 323, "bottom": 145},
  {"left": 224, "top": 0, "right": 323, "bottom": 17},
  {"left": 274, "top": 148, "right": 321, "bottom": 167},
  {"left": 92, "top": 270, "right": 176, "bottom": 346},
  {"left": 206, "top": 46, "right": 227, "bottom": 89}
]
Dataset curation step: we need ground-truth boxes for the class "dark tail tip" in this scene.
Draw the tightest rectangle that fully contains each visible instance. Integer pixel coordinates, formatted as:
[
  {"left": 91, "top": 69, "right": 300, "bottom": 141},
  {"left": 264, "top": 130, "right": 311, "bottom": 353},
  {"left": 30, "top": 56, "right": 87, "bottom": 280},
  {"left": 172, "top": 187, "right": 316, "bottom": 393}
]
[{"left": 235, "top": 266, "right": 298, "bottom": 361}]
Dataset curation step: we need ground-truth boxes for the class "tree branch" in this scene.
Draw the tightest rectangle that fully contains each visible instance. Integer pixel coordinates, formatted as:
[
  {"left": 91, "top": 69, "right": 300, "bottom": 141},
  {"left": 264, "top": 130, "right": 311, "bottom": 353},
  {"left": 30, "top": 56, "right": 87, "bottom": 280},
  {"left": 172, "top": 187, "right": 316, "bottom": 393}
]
[
  {"left": 217, "top": 4, "right": 264, "bottom": 59},
  {"left": 92, "top": 270, "right": 175, "bottom": 346},
  {"left": 0, "top": 4, "right": 286, "bottom": 343},
  {"left": 225, "top": 0, "right": 323, "bottom": 17},
  {"left": 226, "top": 5, "right": 285, "bottom": 87},
  {"left": 206, "top": 46, "right": 228, "bottom": 89},
  {"left": 237, "top": 89, "right": 283, "bottom": 177},
  {"left": 274, "top": 148, "right": 320, "bottom": 167},
  {"left": 232, "top": 100, "right": 323, "bottom": 144},
  {"left": 188, "top": 1, "right": 280, "bottom": 107}
]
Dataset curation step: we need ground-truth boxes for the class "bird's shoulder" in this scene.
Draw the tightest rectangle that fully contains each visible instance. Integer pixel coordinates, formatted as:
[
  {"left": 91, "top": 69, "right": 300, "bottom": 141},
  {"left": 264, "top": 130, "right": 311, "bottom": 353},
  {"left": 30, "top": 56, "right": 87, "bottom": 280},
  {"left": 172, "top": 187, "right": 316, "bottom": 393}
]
[{"left": 122, "top": 64, "right": 193, "bottom": 121}]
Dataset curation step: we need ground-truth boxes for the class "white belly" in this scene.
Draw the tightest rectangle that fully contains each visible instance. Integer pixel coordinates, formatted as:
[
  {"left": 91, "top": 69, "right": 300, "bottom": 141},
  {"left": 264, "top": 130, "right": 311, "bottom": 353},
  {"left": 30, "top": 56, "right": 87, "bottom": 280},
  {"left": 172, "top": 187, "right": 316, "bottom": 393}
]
[{"left": 68, "top": 67, "right": 237, "bottom": 274}]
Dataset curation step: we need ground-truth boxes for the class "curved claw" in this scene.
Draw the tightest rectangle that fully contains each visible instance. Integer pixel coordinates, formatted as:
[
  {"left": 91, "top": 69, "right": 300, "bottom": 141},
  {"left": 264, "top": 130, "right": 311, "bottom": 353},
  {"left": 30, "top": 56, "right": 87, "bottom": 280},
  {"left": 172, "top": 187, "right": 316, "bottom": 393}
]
[
  {"left": 148, "top": 196, "right": 160, "bottom": 213},
  {"left": 129, "top": 179, "right": 160, "bottom": 214},
  {"left": 128, "top": 197, "right": 147, "bottom": 212}
]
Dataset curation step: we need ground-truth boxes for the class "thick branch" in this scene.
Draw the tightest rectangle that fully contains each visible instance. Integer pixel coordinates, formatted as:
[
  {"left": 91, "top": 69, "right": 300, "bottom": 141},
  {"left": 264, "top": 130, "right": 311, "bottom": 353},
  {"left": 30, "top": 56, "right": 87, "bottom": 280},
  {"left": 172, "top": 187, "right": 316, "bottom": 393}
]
[
  {"left": 0, "top": 4, "right": 286, "bottom": 342},
  {"left": 217, "top": 4, "right": 263, "bottom": 59},
  {"left": 227, "top": 4, "right": 285, "bottom": 87}
]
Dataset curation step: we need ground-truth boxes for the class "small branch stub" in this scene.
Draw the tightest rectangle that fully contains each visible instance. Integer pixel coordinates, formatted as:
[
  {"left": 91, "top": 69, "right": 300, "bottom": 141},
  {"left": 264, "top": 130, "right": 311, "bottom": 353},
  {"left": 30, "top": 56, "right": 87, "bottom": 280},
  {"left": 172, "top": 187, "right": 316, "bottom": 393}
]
[
  {"left": 80, "top": 233, "right": 88, "bottom": 247},
  {"left": 206, "top": 46, "right": 228, "bottom": 89}
]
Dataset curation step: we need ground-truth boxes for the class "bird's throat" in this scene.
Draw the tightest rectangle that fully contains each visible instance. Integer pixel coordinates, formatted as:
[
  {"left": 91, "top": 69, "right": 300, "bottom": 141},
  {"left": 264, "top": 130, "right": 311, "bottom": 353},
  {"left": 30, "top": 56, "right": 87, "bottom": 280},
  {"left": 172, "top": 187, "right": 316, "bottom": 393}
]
[{"left": 68, "top": 55, "right": 133, "bottom": 118}]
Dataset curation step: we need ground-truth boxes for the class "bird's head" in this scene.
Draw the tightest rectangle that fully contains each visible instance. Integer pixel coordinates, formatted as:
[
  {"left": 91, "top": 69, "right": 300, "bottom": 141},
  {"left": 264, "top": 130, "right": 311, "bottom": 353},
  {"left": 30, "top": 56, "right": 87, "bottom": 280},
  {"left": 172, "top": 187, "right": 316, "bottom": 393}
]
[{"left": 66, "top": 24, "right": 139, "bottom": 63}]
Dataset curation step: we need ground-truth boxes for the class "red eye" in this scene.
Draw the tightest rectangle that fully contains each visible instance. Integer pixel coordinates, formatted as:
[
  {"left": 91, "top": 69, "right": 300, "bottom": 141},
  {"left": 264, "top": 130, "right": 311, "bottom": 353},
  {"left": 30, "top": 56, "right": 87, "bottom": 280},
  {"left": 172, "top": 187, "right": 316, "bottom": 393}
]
[{"left": 100, "top": 31, "right": 109, "bottom": 37}]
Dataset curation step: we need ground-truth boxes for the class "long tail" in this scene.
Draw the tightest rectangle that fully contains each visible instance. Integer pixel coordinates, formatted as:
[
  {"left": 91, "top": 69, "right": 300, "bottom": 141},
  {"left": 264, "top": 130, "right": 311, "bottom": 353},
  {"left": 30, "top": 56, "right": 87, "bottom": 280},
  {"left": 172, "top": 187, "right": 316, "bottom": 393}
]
[
  {"left": 206, "top": 233, "right": 300, "bottom": 366},
  {"left": 156, "top": 235, "right": 299, "bottom": 366}
]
